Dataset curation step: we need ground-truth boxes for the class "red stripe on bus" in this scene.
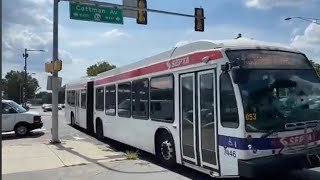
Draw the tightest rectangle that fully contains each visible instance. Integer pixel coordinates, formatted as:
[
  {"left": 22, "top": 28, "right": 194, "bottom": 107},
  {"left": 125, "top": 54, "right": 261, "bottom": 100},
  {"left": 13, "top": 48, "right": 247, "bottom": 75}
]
[{"left": 95, "top": 50, "right": 222, "bottom": 86}]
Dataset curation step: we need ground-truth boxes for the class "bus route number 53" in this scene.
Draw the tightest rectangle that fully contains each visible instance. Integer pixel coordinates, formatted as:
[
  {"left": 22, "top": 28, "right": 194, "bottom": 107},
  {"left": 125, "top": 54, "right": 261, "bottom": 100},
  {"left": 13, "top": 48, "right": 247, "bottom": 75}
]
[{"left": 224, "top": 149, "right": 236, "bottom": 158}]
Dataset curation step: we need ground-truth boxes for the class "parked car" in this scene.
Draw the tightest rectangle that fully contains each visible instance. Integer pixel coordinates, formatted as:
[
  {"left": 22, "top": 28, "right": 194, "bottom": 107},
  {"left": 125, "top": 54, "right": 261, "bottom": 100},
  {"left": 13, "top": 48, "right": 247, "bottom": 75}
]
[
  {"left": 1, "top": 100, "right": 43, "bottom": 136},
  {"left": 41, "top": 104, "right": 47, "bottom": 109},
  {"left": 43, "top": 104, "right": 62, "bottom": 111},
  {"left": 43, "top": 104, "right": 52, "bottom": 112}
]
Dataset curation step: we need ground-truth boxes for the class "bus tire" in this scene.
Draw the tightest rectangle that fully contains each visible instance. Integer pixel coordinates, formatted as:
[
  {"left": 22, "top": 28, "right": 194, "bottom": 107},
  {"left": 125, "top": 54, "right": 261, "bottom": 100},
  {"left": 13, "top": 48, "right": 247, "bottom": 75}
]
[
  {"left": 96, "top": 119, "right": 104, "bottom": 141},
  {"left": 156, "top": 131, "right": 176, "bottom": 167},
  {"left": 71, "top": 113, "right": 75, "bottom": 126}
]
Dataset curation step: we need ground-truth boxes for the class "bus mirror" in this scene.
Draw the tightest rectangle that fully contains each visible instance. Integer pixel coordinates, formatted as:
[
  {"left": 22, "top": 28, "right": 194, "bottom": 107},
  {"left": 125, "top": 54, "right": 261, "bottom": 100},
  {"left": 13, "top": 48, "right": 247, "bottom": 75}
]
[
  {"left": 221, "top": 63, "right": 230, "bottom": 72},
  {"left": 231, "top": 68, "right": 249, "bottom": 84}
]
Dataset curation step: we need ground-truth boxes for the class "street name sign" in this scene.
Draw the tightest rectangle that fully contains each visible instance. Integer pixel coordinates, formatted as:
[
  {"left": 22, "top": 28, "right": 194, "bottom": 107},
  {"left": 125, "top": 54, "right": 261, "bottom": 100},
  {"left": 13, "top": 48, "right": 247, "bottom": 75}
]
[{"left": 69, "top": 2, "right": 124, "bottom": 24}]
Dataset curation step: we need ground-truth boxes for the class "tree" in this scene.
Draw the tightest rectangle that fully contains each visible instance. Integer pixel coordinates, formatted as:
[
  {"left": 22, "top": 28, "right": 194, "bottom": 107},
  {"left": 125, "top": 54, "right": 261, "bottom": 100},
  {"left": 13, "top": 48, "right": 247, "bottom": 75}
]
[
  {"left": 87, "top": 61, "right": 116, "bottom": 76},
  {"left": 310, "top": 60, "right": 320, "bottom": 75},
  {"left": 3, "top": 71, "right": 39, "bottom": 103},
  {"left": 35, "top": 91, "right": 52, "bottom": 104}
]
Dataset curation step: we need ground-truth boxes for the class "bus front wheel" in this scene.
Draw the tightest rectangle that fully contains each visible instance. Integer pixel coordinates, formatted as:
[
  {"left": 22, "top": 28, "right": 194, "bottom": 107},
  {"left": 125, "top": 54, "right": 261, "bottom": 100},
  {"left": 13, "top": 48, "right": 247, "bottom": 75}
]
[{"left": 156, "top": 132, "right": 176, "bottom": 167}]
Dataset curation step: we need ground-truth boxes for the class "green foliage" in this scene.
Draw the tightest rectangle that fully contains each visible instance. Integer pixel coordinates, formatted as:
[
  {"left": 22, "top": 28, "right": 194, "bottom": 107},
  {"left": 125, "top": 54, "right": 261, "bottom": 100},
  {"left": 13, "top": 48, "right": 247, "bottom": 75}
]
[
  {"left": 3, "top": 71, "right": 39, "bottom": 103},
  {"left": 86, "top": 61, "right": 116, "bottom": 76},
  {"left": 35, "top": 91, "right": 52, "bottom": 104},
  {"left": 310, "top": 60, "right": 320, "bottom": 76},
  {"left": 126, "top": 151, "right": 139, "bottom": 160}
]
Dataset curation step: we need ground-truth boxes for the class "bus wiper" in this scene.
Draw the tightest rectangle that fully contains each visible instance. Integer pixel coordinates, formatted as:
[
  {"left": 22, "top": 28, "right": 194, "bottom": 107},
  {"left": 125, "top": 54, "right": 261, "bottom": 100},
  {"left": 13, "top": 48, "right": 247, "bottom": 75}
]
[{"left": 261, "top": 129, "right": 276, "bottom": 138}]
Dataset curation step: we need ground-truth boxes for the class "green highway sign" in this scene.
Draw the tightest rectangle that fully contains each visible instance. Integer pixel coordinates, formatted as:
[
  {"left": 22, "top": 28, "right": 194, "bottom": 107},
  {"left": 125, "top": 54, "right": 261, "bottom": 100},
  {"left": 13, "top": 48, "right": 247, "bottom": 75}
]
[{"left": 69, "top": 2, "right": 124, "bottom": 24}]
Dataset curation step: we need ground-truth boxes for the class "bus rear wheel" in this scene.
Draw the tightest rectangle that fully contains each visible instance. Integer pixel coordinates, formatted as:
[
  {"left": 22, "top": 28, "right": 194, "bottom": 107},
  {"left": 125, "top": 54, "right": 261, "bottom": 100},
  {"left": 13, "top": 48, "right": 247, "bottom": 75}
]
[
  {"left": 71, "top": 113, "right": 75, "bottom": 126},
  {"left": 156, "top": 132, "right": 176, "bottom": 167},
  {"left": 96, "top": 119, "right": 104, "bottom": 141}
]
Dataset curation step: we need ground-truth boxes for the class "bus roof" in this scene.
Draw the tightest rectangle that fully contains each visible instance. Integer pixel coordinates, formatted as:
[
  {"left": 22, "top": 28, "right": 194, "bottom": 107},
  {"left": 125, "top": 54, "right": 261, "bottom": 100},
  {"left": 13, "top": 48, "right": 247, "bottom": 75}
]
[
  {"left": 65, "top": 76, "right": 95, "bottom": 89},
  {"left": 95, "top": 38, "right": 300, "bottom": 80}
]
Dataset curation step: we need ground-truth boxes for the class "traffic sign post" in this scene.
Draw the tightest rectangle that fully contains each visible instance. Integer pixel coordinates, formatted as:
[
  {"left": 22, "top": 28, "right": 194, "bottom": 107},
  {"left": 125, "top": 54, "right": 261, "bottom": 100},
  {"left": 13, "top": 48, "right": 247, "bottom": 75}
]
[
  {"left": 62, "top": 0, "right": 205, "bottom": 31},
  {"left": 51, "top": 0, "right": 61, "bottom": 144},
  {"left": 69, "top": 2, "right": 123, "bottom": 24},
  {"left": 50, "top": 0, "right": 206, "bottom": 147}
]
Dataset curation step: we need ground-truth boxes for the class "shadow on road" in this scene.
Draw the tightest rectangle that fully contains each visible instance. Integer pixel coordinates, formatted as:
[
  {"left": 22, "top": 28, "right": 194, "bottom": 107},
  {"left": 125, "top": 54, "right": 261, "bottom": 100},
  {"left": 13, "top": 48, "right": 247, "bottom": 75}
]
[
  {"left": 52, "top": 142, "right": 169, "bottom": 175},
  {"left": 70, "top": 125, "right": 242, "bottom": 180},
  {"left": 2, "top": 132, "right": 45, "bottom": 141}
]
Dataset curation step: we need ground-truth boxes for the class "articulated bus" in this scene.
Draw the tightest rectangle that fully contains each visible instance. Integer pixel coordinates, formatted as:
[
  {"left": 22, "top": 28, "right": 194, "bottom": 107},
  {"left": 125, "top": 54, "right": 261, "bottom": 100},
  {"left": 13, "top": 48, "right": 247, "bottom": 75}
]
[
  {"left": 65, "top": 76, "right": 95, "bottom": 135},
  {"left": 65, "top": 38, "right": 320, "bottom": 179}
]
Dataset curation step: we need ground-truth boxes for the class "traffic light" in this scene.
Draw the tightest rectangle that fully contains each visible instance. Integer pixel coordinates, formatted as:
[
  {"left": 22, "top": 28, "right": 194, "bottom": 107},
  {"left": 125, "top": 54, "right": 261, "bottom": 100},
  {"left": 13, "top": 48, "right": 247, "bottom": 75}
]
[
  {"left": 45, "top": 62, "right": 53, "bottom": 73},
  {"left": 45, "top": 60, "right": 62, "bottom": 73},
  {"left": 195, "top": 8, "right": 204, "bottom": 32},
  {"left": 137, "top": 0, "right": 147, "bottom": 25},
  {"left": 53, "top": 60, "right": 62, "bottom": 72}
]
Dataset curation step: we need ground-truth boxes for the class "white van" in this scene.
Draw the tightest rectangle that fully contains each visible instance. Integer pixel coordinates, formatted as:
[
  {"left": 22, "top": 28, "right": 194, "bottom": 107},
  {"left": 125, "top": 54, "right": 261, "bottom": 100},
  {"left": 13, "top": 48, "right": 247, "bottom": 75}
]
[{"left": 2, "top": 100, "right": 43, "bottom": 136}]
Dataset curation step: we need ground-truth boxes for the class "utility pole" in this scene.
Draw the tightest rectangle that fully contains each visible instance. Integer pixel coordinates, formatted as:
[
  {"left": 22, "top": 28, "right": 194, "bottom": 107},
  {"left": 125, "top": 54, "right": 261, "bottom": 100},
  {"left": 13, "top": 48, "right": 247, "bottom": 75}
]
[
  {"left": 51, "top": 0, "right": 61, "bottom": 143},
  {"left": 22, "top": 49, "right": 28, "bottom": 105},
  {"left": 22, "top": 49, "right": 45, "bottom": 105},
  {"left": 0, "top": 0, "right": 3, "bottom": 175}
]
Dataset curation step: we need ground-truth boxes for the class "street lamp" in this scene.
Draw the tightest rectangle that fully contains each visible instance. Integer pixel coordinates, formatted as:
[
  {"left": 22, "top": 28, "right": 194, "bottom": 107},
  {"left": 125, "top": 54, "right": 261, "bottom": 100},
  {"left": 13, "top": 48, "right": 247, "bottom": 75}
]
[
  {"left": 22, "top": 48, "right": 45, "bottom": 105},
  {"left": 284, "top": 16, "right": 320, "bottom": 25}
]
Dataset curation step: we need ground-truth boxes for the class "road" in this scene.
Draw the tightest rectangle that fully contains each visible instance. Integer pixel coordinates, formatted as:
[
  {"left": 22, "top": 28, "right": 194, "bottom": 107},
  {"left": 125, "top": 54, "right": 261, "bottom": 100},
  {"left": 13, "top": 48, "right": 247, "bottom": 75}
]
[
  {"left": 2, "top": 106, "right": 213, "bottom": 180},
  {"left": 3, "top": 106, "right": 320, "bottom": 180}
]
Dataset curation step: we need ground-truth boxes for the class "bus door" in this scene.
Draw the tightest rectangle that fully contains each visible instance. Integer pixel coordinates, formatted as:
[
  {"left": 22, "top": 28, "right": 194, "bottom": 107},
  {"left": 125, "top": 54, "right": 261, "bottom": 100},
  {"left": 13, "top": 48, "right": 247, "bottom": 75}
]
[
  {"left": 180, "top": 69, "right": 219, "bottom": 171},
  {"left": 74, "top": 90, "right": 80, "bottom": 126}
]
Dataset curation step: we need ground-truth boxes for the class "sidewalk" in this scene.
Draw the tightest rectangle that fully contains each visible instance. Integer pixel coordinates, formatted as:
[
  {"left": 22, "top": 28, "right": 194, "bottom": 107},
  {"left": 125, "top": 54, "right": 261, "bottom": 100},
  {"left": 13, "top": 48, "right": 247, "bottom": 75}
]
[{"left": 2, "top": 139, "right": 126, "bottom": 175}]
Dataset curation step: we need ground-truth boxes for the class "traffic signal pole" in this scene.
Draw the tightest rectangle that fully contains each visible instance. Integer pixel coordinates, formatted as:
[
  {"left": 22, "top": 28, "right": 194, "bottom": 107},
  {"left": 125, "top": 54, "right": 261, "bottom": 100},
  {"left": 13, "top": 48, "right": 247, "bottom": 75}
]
[
  {"left": 51, "top": 0, "right": 61, "bottom": 144},
  {"left": 60, "top": 0, "right": 203, "bottom": 19},
  {"left": 49, "top": 0, "right": 204, "bottom": 143}
]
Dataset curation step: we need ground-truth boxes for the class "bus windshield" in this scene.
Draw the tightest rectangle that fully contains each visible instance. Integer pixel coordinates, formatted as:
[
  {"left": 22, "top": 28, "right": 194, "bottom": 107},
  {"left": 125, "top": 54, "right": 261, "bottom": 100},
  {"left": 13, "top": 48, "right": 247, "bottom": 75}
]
[
  {"left": 239, "top": 69, "right": 320, "bottom": 132},
  {"left": 226, "top": 50, "right": 320, "bottom": 132}
]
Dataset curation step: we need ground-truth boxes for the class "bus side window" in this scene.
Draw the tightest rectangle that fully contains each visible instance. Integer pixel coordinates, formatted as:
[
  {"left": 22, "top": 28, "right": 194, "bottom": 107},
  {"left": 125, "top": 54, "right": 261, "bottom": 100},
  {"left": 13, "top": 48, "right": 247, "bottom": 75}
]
[
  {"left": 150, "top": 75, "right": 174, "bottom": 122},
  {"left": 96, "top": 87, "right": 104, "bottom": 111},
  {"left": 220, "top": 73, "right": 239, "bottom": 128},
  {"left": 81, "top": 89, "right": 86, "bottom": 109}
]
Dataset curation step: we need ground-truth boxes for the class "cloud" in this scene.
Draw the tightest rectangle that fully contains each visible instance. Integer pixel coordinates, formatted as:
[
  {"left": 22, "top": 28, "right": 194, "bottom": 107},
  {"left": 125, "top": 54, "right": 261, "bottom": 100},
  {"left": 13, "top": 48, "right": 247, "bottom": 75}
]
[
  {"left": 101, "top": 29, "right": 130, "bottom": 39},
  {"left": 58, "top": 49, "right": 73, "bottom": 64},
  {"left": 68, "top": 41, "right": 94, "bottom": 47},
  {"left": 59, "top": 57, "right": 93, "bottom": 85},
  {"left": 244, "top": 0, "right": 313, "bottom": 9},
  {"left": 290, "top": 23, "right": 320, "bottom": 61},
  {"left": 2, "top": 0, "right": 53, "bottom": 90}
]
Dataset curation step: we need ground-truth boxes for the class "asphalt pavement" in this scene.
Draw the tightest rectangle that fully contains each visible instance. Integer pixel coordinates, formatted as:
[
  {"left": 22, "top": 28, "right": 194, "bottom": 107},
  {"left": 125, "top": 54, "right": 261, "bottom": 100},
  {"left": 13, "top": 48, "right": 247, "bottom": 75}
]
[
  {"left": 2, "top": 106, "right": 213, "bottom": 180},
  {"left": 3, "top": 106, "right": 320, "bottom": 180}
]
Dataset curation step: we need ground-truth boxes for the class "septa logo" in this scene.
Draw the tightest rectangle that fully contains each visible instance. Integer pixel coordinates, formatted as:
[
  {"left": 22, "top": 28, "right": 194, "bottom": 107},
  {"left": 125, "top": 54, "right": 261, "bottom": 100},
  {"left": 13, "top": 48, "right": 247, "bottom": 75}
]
[
  {"left": 281, "top": 133, "right": 315, "bottom": 147},
  {"left": 166, "top": 56, "right": 190, "bottom": 70}
]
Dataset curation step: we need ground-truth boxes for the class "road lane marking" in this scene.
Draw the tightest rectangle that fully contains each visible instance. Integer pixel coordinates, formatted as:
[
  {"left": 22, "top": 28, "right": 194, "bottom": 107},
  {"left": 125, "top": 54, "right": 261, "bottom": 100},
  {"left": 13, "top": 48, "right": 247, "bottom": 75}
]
[
  {"left": 73, "top": 136, "right": 85, "bottom": 140},
  {"left": 2, "top": 128, "right": 48, "bottom": 135}
]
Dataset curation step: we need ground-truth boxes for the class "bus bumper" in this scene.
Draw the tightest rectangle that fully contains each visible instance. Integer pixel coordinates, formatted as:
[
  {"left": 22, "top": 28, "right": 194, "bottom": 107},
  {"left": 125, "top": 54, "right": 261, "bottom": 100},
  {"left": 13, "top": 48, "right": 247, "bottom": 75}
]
[{"left": 238, "top": 154, "right": 316, "bottom": 179}]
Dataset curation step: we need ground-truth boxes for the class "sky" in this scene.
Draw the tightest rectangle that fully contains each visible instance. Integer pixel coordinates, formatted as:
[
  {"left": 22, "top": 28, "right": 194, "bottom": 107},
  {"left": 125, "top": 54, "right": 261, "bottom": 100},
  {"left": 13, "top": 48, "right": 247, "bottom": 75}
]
[{"left": 2, "top": 0, "right": 320, "bottom": 91}]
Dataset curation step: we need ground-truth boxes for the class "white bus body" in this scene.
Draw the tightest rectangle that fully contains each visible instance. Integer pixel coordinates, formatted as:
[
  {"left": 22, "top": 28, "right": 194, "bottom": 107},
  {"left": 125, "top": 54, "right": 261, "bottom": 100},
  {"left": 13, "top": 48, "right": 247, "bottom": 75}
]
[
  {"left": 66, "top": 38, "right": 320, "bottom": 179},
  {"left": 65, "top": 76, "right": 95, "bottom": 135}
]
